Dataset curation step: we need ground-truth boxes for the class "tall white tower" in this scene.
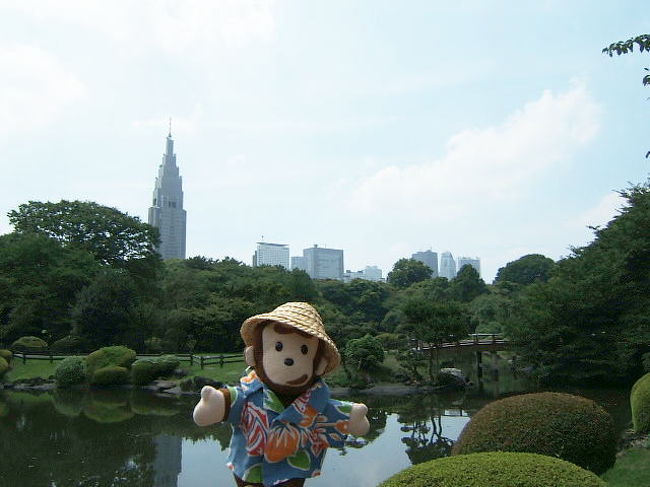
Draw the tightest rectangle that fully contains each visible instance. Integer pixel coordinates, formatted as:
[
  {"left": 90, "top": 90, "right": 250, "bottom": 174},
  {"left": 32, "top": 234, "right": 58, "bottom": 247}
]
[{"left": 148, "top": 129, "right": 187, "bottom": 260}]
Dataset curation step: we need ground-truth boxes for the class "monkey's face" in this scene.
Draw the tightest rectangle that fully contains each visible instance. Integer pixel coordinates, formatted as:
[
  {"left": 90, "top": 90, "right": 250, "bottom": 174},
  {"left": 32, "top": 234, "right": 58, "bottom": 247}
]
[{"left": 261, "top": 324, "right": 320, "bottom": 390}]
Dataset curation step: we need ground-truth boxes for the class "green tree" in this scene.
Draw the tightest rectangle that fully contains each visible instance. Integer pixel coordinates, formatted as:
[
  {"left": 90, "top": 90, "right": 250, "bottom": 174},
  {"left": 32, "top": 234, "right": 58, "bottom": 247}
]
[
  {"left": 0, "top": 233, "right": 99, "bottom": 342},
  {"left": 344, "top": 334, "right": 385, "bottom": 370},
  {"left": 402, "top": 299, "right": 471, "bottom": 382},
  {"left": 8, "top": 200, "right": 160, "bottom": 267},
  {"left": 494, "top": 254, "right": 555, "bottom": 286},
  {"left": 507, "top": 182, "right": 650, "bottom": 384},
  {"left": 388, "top": 258, "right": 432, "bottom": 288},
  {"left": 72, "top": 269, "right": 139, "bottom": 349},
  {"left": 449, "top": 265, "right": 488, "bottom": 302}
]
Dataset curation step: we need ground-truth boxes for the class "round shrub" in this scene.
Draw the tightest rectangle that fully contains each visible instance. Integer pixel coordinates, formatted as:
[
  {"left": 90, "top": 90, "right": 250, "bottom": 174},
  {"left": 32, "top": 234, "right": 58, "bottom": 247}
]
[
  {"left": 0, "top": 356, "right": 8, "bottom": 379},
  {"left": 0, "top": 349, "right": 13, "bottom": 365},
  {"left": 86, "top": 346, "right": 136, "bottom": 376},
  {"left": 90, "top": 366, "right": 130, "bottom": 386},
  {"left": 54, "top": 356, "right": 87, "bottom": 388},
  {"left": 452, "top": 392, "right": 616, "bottom": 474},
  {"left": 11, "top": 336, "right": 48, "bottom": 352},
  {"left": 631, "top": 372, "right": 650, "bottom": 433},
  {"left": 377, "top": 452, "right": 606, "bottom": 487},
  {"left": 131, "top": 360, "right": 158, "bottom": 385},
  {"left": 157, "top": 355, "right": 180, "bottom": 375},
  {"left": 50, "top": 335, "right": 87, "bottom": 354}
]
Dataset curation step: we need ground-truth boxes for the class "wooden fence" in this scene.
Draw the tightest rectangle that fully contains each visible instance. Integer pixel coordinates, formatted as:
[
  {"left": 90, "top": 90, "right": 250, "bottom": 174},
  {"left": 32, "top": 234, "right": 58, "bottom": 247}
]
[{"left": 7, "top": 350, "right": 245, "bottom": 369}]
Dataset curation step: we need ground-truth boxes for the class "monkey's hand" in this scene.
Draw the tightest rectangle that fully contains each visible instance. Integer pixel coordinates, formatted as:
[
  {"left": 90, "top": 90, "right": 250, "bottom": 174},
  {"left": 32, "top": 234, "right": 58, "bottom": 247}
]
[
  {"left": 347, "top": 403, "right": 370, "bottom": 436},
  {"left": 193, "top": 386, "right": 227, "bottom": 426}
]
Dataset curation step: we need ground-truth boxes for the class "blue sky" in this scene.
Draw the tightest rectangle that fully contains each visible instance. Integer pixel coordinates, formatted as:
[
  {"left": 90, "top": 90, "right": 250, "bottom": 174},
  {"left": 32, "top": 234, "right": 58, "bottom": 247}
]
[{"left": 1, "top": 0, "right": 648, "bottom": 281}]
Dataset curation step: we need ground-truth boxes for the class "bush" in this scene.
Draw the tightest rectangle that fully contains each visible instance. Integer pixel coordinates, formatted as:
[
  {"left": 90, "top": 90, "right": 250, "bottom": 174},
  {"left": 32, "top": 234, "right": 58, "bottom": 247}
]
[
  {"left": 86, "top": 346, "right": 136, "bottom": 376},
  {"left": 131, "top": 356, "right": 180, "bottom": 385},
  {"left": 377, "top": 452, "right": 606, "bottom": 487},
  {"left": 0, "top": 349, "right": 13, "bottom": 364},
  {"left": 54, "top": 356, "right": 87, "bottom": 388},
  {"left": 90, "top": 366, "right": 130, "bottom": 386},
  {"left": 344, "top": 335, "right": 385, "bottom": 370},
  {"left": 0, "top": 356, "right": 8, "bottom": 379},
  {"left": 11, "top": 336, "right": 48, "bottom": 352},
  {"left": 452, "top": 392, "right": 616, "bottom": 474},
  {"left": 631, "top": 373, "right": 650, "bottom": 433},
  {"left": 50, "top": 335, "right": 87, "bottom": 353}
]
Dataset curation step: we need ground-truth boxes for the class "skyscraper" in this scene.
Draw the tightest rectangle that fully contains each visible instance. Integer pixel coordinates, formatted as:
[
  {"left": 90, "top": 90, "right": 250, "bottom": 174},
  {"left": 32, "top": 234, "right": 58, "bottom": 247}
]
[
  {"left": 253, "top": 242, "right": 290, "bottom": 269},
  {"left": 439, "top": 251, "right": 457, "bottom": 280},
  {"left": 412, "top": 250, "right": 439, "bottom": 277},
  {"left": 148, "top": 130, "right": 187, "bottom": 260},
  {"left": 457, "top": 256, "right": 481, "bottom": 276},
  {"left": 303, "top": 244, "right": 344, "bottom": 280}
]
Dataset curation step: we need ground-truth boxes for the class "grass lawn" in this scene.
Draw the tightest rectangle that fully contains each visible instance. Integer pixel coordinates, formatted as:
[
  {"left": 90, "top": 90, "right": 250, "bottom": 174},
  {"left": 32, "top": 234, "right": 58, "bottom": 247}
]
[
  {"left": 601, "top": 448, "right": 650, "bottom": 487},
  {"left": 5, "top": 359, "right": 59, "bottom": 381}
]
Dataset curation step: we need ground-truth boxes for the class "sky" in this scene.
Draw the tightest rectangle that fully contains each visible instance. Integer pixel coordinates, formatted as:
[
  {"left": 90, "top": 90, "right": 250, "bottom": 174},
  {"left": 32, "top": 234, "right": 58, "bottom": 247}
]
[{"left": 1, "top": 0, "right": 648, "bottom": 282}]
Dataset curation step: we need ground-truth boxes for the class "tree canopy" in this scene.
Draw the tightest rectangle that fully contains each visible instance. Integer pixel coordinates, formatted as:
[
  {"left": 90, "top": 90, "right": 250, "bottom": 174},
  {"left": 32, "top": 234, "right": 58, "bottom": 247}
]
[
  {"left": 494, "top": 254, "right": 555, "bottom": 286},
  {"left": 8, "top": 200, "right": 160, "bottom": 267},
  {"left": 387, "top": 258, "right": 432, "bottom": 288}
]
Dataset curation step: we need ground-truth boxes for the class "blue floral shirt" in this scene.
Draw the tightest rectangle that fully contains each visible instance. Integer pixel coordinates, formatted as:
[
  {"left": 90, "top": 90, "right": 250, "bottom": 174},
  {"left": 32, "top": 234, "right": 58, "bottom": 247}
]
[{"left": 223, "top": 370, "right": 353, "bottom": 486}]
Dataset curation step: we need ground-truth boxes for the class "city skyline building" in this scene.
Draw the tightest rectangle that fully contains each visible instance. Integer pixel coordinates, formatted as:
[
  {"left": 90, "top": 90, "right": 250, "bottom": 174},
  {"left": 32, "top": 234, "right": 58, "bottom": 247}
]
[
  {"left": 303, "top": 244, "right": 344, "bottom": 280},
  {"left": 439, "top": 251, "right": 457, "bottom": 280},
  {"left": 252, "top": 242, "right": 290, "bottom": 269},
  {"left": 148, "top": 130, "right": 187, "bottom": 260},
  {"left": 343, "top": 265, "right": 383, "bottom": 283},
  {"left": 457, "top": 256, "right": 481, "bottom": 276},
  {"left": 411, "top": 250, "right": 439, "bottom": 277},
  {"left": 291, "top": 256, "right": 306, "bottom": 271}
]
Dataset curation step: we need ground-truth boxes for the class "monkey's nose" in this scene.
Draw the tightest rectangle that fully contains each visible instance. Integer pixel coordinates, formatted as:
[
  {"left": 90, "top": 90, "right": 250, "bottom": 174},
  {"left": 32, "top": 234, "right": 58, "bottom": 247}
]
[{"left": 284, "top": 358, "right": 294, "bottom": 366}]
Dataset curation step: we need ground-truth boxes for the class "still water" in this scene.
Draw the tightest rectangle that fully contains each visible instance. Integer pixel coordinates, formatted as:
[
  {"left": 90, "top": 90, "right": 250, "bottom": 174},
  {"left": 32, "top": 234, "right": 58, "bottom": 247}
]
[{"left": 0, "top": 353, "right": 631, "bottom": 487}]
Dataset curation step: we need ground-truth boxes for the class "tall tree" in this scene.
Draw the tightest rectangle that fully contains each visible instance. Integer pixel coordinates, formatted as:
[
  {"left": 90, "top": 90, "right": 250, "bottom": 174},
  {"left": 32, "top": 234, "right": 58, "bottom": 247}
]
[
  {"left": 8, "top": 200, "right": 160, "bottom": 267},
  {"left": 494, "top": 254, "right": 555, "bottom": 286},
  {"left": 449, "top": 265, "right": 488, "bottom": 302},
  {"left": 388, "top": 258, "right": 432, "bottom": 288}
]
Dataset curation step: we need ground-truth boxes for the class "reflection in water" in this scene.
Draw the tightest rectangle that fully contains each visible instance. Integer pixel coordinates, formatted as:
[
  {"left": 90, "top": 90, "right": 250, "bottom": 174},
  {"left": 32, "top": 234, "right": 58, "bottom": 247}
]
[{"left": 0, "top": 352, "right": 631, "bottom": 487}]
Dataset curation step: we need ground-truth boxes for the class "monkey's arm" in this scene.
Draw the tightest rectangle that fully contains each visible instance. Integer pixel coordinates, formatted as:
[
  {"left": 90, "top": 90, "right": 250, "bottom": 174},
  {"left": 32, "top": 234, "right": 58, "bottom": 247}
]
[
  {"left": 347, "top": 403, "right": 370, "bottom": 436},
  {"left": 193, "top": 386, "right": 230, "bottom": 426}
]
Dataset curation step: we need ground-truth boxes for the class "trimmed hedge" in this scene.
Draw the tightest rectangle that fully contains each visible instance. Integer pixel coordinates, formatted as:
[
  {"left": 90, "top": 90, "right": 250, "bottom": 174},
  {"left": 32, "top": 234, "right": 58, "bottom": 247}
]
[
  {"left": 90, "top": 366, "right": 130, "bottom": 386},
  {"left": 0, "top": 349, "right": 13, "bottom": 364},
  {"left": 86, "top": 346, "right": 136, "bottom": 376},
  {"left": 50, "top": 335, "right": 87, "bottom": 353},
  {"left": 131, "top": 355, "right": 180, "bottom": 385},
  {"left": 631, "top": 372, "right": 650, "bottom": 433},
  {"left": 11, "top": 336, "right": 48, "bottom": 352},
  {"left": 54, "top": 356, "right": 87, "bottom": 388},
  {"left": 377, "top": 452, "right": 606, "bottom": 487},
  {"left": 452, "top": 392, "right": 616, "bottom": 474}
]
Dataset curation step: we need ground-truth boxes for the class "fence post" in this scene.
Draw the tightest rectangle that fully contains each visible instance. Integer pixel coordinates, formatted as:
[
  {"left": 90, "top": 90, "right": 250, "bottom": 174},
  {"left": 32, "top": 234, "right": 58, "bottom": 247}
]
[
  {"left": 200, "top": 355, "right": 204, "bottom": 370},
  {"left": 220, "top": 354, "right": 224, "bottom": 368},
  {"left": 22, "top": 353, "right": 26, "bottom": 364},
  {"left": 190, "top": 354, "right": 194, "bottom": 367},
  {"left": 49, "top": 351, "right": 53, "bottom": 363}
]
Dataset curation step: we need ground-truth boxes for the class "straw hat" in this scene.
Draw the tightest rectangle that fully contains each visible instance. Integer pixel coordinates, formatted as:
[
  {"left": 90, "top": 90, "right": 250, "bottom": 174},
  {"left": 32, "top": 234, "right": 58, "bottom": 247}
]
[{"left": 241, "top": 302, "right": 341, "bottom": 375}]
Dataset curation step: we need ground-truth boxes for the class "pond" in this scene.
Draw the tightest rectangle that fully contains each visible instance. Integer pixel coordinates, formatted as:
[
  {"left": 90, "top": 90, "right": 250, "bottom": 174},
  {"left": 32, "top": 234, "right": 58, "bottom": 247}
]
[{"left": 0, "top": 352, "right": 631, "bottom": 487}]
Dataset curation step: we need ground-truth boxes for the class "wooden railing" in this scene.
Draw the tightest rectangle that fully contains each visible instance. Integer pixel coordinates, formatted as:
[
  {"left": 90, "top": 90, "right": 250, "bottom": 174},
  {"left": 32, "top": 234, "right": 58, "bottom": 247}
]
[
  {"left": 8, "top": 350, "right": 245, "bottom": 369},
  {"left": 414, "top": 333, "right": 509, "bottom": 352}
]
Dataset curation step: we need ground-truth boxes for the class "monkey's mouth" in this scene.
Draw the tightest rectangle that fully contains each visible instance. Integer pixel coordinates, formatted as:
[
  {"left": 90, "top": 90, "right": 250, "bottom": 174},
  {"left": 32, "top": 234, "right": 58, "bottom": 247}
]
[{"left": 286, "top": 374, "right": 308, "bottom": 386}]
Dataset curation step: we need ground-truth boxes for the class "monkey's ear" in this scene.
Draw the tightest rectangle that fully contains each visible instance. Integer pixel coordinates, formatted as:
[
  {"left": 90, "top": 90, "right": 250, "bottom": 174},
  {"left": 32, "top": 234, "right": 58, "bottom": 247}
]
[
  {"left": 315, "top": 356, "right": 328, "bottom": 376},
  {"left": 244, "top": 346, "right": 255, "bottom": 367}
]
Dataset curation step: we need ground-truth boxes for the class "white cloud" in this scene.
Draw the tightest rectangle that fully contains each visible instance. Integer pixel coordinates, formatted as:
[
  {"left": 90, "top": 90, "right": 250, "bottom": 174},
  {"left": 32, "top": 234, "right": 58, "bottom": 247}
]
[
  {"left": 569, "top": 191, "right": 625, "bottom": 232},
  {"left": 1, "top": 0, "right": 276, "bottom": 53},
  {"left": 0, "top": 45, "right": 87, "bottom": 136},
  {"left": 348, "top": 82, "right": 601, "bottom": 221}
]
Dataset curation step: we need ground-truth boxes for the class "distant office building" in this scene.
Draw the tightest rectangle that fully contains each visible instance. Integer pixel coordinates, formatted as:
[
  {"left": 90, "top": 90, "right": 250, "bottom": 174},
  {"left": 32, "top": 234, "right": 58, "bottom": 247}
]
[
  {"left": 291, "top": 256, "right": 306, "bottom": 271},
  {"left": 412, "top": 250, "right": 439, "bottom": 277},
  {"left": 440, "top": 251, "right": 457, "bottom": 280},
  {"left": 148, "top": 130, "right": 187, "bottom": 260},
  {"left": 253, "top": 242, "right": 290, "bottom": 269},
  {"left": 457, "top": 256, "right": 481, "bottom": 276},
  {"left": 153, "top": 435, "right": 182, "bottom": 487},
  {"left": 342, "top": 266, "right": 383, "bottom": 283},
  {"left": 303, "top": 244, "right": 344, "bottom": 280}
]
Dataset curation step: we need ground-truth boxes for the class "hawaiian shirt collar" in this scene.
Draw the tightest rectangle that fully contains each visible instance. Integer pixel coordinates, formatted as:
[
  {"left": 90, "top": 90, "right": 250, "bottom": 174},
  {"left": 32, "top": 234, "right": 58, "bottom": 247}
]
[{"left": 262, "top": 379, "right": 330, "bottom": 425}]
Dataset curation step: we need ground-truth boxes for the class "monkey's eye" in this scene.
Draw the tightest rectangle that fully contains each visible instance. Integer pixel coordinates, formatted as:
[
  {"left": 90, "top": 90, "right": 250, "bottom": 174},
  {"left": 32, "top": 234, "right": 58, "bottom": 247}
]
[
  {"left": 275, "top": 342, "right": 283, "bottom": 352},
  {"left": 301, "top": 345, "right": 309, "bottom": 355}
]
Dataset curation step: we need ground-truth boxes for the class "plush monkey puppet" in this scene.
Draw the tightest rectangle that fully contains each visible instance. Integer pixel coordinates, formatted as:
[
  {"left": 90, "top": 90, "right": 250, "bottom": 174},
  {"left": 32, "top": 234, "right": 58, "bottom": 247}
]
[{"left": 193, "top": 302, "right": 370, "bottom": 487}]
